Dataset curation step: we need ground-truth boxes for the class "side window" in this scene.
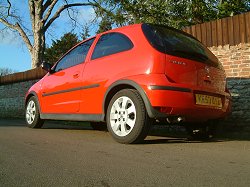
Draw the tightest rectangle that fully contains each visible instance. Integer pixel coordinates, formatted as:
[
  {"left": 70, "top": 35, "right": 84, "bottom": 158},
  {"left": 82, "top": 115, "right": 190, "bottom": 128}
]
[
  {"left": 91, "top": 33, "right": 133, "bottom": 60},
  {"left": 54, "top": 38, "right": 95, "bottom": 72}
]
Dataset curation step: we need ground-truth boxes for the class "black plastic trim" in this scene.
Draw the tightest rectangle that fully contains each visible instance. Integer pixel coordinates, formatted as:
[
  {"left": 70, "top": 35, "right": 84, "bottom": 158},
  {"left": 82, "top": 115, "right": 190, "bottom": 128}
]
[
  {"left": 149, "top": 85, "right": 191, "bottom": 93},
  {"left": 40, "top": 113, "right": 103, "bottom": 122},
  {"left": 42, "top": 84, "right": 100, "bottom": 97}
]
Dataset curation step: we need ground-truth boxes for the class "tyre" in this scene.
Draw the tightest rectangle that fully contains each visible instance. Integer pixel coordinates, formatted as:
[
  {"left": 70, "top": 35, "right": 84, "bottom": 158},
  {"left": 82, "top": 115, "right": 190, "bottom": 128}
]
[
  {"left": 90, "top": 122, "right": 107, "bottom": 131},
  {"left": 106, "top": 89, "right": 151, "bottom": 144},
  {"left": 25, "top": 96, "right": 44, "bottom": 128},
  {"left": 185, "top": 122, "right": 217, "bottom": 141}
]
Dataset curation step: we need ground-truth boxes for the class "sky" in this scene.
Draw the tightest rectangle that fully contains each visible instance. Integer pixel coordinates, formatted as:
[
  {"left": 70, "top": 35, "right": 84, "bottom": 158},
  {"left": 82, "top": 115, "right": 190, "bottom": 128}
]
[{"left": 0, "top": 0, "right": 97, "bottom": 72}]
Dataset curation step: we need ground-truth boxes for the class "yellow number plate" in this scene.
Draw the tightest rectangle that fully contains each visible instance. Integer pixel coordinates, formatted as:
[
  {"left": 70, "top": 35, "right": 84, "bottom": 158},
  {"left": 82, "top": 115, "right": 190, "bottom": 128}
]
[{"left": 195, "top": 94, "right": 222, "bottom": 108}]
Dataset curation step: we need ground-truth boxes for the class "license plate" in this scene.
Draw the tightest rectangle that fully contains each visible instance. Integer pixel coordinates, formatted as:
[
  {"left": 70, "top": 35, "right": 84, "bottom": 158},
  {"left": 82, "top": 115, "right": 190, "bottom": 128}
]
[{"left": 195, "top": 94, "right": 222, "bottom": 108}]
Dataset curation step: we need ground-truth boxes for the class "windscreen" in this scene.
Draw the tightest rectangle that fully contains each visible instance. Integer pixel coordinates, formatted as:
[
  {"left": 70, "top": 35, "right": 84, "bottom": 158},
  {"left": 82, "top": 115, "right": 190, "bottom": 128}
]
[{"left": 142, "top": 24, "right": 222, "bottom": 69}]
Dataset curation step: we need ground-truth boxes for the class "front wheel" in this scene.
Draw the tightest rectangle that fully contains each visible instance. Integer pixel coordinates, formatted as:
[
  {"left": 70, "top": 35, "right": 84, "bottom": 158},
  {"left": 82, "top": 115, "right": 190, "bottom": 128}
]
[
  {"left": 25, "top": 96, "right": 44, "bottom": 128},
  {"left": 106, "top": 89, "right": 151, "bottom": 144}
]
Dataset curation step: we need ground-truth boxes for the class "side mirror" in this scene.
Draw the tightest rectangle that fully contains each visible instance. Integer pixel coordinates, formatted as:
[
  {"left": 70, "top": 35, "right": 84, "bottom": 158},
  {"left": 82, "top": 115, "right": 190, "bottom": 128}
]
[{"left": 41, "top": 61, "right": 52, "bottom": 73}]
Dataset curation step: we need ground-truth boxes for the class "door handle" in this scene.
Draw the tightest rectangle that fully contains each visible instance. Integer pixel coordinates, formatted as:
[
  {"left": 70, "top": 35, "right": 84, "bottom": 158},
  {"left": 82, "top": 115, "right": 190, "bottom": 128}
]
[{"left": 73, "top": 73, "right": 79, "bottom": 79}]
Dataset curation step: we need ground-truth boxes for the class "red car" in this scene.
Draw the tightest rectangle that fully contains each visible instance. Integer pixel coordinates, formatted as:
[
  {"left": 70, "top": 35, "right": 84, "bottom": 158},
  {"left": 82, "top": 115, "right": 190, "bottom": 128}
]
[{"left": 25, "top": 24, "right": 231, "bottom": 143}]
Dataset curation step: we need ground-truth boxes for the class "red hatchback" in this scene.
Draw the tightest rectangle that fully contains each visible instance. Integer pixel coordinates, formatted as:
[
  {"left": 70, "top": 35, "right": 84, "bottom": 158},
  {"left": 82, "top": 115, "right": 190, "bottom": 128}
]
[{"left": 25, "top": 24, "right": 231, "bottom": 143}]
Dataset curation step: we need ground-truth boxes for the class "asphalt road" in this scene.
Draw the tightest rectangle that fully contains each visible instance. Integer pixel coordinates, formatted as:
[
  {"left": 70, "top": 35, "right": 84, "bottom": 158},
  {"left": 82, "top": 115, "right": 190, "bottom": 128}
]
[{"left": 0, "top": 119, "right": 250, "bottom": 187}]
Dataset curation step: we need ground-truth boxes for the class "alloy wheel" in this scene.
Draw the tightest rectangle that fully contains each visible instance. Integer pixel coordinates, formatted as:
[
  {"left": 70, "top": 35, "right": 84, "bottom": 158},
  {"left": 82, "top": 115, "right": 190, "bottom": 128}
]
[
  {"left": 26, "top": 100, "right": 36, "bottom": 124},
  {"left": 109, "top": 96, "right": 136, "bottom": 137}
]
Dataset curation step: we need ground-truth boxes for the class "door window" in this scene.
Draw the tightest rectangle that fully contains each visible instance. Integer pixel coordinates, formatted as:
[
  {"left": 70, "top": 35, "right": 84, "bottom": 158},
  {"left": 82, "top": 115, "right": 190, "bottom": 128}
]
[
  {"left": 91, "top": 33, "right": 133, "bottom": 60},
  {"left": 54, "top": 38, "right": 95, "bottom": 72}
]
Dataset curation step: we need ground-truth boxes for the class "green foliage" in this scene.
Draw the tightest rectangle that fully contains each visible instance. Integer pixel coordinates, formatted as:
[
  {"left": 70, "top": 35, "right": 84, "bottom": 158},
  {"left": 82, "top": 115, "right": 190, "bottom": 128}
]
[
  {"left": 0, "top": 67, "right": 16, "bottom": 76},
  {"left": 96, "top": 15, "right": 112, "bottom": 34},
  {"left": 44, "top": 33, "right": 79, "bottom": 64},
  {"left": 81, "top": 26, "right": 90, "bottom": 40},
  {"left": 97, "top": 0, "right": 250, "bottom": 29},
  {"left": 217, "top": 0, "right": 250, "bottom": 18}
]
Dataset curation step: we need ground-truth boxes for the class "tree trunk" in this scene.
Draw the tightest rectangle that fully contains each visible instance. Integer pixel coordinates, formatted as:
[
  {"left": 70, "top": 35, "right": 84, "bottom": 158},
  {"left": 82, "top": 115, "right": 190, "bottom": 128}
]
[
  {"left": 31, "top": 32, "right": 45, "bottom": 68},
  {"left": 31, "top": 0, "right": 45, "bottom": 69}
]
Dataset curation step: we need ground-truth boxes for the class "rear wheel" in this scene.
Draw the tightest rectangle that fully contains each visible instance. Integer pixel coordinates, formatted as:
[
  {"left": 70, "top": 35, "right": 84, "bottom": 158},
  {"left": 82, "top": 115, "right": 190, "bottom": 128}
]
[
  {"left": 106, "top": 89, "right": 151, "bottom": 144},
  {"left": 25, "top": 96, "right": 44, "bottom": 128}
]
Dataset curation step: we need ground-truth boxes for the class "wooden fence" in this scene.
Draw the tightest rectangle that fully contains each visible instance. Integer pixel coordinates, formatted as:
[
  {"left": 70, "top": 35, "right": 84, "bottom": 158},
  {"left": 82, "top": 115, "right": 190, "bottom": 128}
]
[
  {"left": 183, "top": 11, "right": 250, "bottom": 47},
  {"left": 0, "top": 67, "right": 46, "bottom": 84}
]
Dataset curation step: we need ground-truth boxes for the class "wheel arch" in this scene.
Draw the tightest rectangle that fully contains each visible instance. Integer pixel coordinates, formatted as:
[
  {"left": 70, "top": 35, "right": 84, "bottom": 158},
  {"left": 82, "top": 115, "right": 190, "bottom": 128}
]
[
  {"left": 25, "top": 91, "right": 42, "bottom": 114},
  {"left": 103, "top": 80, "right": 159, "bottom": 120}
]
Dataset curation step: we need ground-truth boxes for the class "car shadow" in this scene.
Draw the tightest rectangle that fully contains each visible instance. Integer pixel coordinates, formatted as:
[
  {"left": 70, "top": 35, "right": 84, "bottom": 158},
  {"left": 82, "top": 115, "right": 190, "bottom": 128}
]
[
  {"left": 42, "top": 123, "right": 226, "bottom": 144},
  {"left": 0, "top": 119, "right": 27, "bottom": 127},
  {"left": 143, "top": 137, "right": 225, "bottom": 145},
  {"left": 1, "top": 119, "right": 250, "bottom": 143},
  {"left": 42, "top": 121, "right": 92, "bottom": 130}
]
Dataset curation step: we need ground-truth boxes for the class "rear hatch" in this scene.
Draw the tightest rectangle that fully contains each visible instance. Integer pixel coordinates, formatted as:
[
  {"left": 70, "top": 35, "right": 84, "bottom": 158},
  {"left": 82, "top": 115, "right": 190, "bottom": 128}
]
[{"left": 142, "top": 23, "right": 226, "bottom": 93}]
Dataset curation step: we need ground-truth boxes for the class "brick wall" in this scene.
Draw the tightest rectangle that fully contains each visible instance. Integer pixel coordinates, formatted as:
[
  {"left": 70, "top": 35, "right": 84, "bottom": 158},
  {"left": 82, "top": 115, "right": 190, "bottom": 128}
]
[
  {"left": 209, "top": 43, "right": 250, "bottom": 78},
  {"left": 208, "top": 44, "right": 250, "bottom": 133}
]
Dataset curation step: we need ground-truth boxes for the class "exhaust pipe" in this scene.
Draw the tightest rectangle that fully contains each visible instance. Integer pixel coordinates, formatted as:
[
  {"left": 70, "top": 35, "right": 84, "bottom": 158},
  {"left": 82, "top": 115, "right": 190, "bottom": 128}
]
[
  {"left": 177, "top": 117, "right": 183, "bottom": 123},
  {"left": 166, "top": 116, "right": 184, "bottom": 124}
]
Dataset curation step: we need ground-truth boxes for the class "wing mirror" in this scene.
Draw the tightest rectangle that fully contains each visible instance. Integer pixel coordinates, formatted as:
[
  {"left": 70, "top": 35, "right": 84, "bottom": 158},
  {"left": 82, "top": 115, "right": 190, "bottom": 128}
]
[{"left": 41, "top": 61, "right": 53, "bottom": 73}]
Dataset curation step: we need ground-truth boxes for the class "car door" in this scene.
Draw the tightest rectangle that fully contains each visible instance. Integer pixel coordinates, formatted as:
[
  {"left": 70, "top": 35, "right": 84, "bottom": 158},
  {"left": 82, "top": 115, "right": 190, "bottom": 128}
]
[
  {"left": 79, "top": 32, "right": 134, "bottom": 114},
  {"left": 40, "top": 38, "right": 95, "bottom": 114}
]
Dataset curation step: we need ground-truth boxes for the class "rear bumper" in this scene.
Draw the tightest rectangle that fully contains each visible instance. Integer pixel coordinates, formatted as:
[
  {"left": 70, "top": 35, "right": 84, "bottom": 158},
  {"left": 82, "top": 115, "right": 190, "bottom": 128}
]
[{"left": 144, "top": 85, "right": 231, "bottom": 122}]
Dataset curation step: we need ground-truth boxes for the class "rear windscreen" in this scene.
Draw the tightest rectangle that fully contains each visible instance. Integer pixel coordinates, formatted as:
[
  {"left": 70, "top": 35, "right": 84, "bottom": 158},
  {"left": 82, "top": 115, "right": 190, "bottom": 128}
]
[{"left": 142, "top": 24, "right": 222, "bottom": 69}]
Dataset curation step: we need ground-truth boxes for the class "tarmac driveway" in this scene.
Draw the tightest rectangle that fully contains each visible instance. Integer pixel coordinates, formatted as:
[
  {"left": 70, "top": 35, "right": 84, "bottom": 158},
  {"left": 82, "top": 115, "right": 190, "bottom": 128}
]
[{"left": 0, "top": 119, "right": 250, "bottom": 186}]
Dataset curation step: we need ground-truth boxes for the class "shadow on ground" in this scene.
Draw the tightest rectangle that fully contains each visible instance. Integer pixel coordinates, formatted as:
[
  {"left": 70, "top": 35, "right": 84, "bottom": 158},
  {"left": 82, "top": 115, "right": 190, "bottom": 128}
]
[{"left": 1, "top": 119, "right": 250, "bottom": 143}]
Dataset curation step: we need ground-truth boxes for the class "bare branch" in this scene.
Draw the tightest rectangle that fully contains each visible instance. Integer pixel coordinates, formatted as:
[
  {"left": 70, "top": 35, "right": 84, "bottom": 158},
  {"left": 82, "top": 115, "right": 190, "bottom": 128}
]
[
  {"left": 43, "top": 0, "right": 58, "bottom": 24},
  {"left": 0, "top": 18, "right": 16, "bottom": 31},
  {"left": 63, "top": 0, "right": 78, "bottom": 31},
  {"left": 44, "top": 2, "right": 98, "bottom": 31},
  {"left": 7, "top": 0, "right": 11, "bottom": 16},
  {"left": 43, "top": 0, "right": 53, "bottom": 12},
  {"left": 1, "top": 0, "right": 18, "bottom": 20},
  {"left": 0, "top": 18, "right": 33, "bottom": 53},
  {"left": 14, "top": 23, "right": 33, "bottom": 53}
]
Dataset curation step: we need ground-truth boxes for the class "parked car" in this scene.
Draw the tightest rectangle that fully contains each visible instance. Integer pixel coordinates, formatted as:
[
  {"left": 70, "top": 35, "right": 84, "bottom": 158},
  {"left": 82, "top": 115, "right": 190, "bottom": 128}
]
[{"left": 25, "top": 23, "right": 231, "bottom": 143}]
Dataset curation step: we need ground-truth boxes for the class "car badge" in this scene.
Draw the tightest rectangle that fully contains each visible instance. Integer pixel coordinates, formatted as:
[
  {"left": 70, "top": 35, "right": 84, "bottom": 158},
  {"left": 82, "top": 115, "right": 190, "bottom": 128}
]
[{"left": 170, "top": 60, "right": 186, "bottom": 66}]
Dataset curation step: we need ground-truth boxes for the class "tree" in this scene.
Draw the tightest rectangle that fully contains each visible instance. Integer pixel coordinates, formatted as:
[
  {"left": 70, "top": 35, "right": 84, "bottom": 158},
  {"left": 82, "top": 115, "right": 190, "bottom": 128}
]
[
  {"left": 81, "top": 24, "right": 90, "bottom": 40},
  {"left": 44, "top": 32, "right": 79, "bottom": 64},
  {"left": 95, "top": 0, "right": 211, "bottom": 28},
  {"left": 217, "top": 0, "right": 250, "bottom": 18},
  {"left": 100, "top": 0, "right": 250, "bottom": 29},
  {"left": 96, "top": 15, "right": 112, "bottom": 34},
  {"left": 0, "top": 0, "right": 104, "bottom": 69},
  {"left": 0, "top": 67, "right": 15, "bottom": 76}
]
